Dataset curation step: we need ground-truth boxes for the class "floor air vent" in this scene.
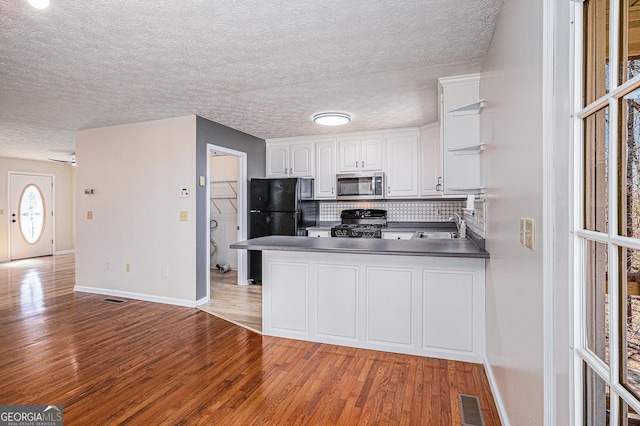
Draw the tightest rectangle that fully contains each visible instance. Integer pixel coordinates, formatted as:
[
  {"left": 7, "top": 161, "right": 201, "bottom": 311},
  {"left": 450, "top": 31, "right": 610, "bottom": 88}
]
[
  {"left": 102, "top": 298, "right": 126, "bottom": 304},
  {"left": 458, "top": 394, "right": 485, "bottom": 426}
]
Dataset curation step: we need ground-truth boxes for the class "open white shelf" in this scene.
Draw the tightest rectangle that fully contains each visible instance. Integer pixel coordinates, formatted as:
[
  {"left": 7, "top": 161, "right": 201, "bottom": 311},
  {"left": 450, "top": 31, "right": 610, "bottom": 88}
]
[
  {"left": 447, "top": 143, "right": 485, "bottom": 155},
  {"left": 448, "top": 99, "right": 484, "bottom": 116},
  {"left": 447, "top": 186, "right": 485, "bottom": 194}
]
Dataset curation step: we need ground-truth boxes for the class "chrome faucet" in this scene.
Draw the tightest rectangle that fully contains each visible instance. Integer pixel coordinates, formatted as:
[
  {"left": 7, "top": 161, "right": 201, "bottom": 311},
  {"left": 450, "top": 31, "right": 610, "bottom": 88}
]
[
  {"left": 448, "top": 213, "right": 466, "bottom": 238},
  {"left": 449, "top": 213, "right": 461, "bottom": 228}
]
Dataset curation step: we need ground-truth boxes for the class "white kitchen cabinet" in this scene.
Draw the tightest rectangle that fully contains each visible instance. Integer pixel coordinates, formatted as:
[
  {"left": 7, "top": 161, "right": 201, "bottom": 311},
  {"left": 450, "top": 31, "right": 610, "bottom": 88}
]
[
  {"left": 262, "top": 250, "right": 485, "bottom": 363},
  {"left": 385, "top": 133, "right": 419, "bottom": 198},
  {"left": 337, "top": 136, "right": 383, "bottom": 172},
  {"left": 419, "top": 122, "right": 443, "bottom": 196},
  {"left": 438, "top": 74, "right": 484, "bottom": 194},
  {"left": 266, "top": 142, "right": 314, "bottom": 178},
  {"left": 314, "top": 139, "right": 336, "bottom": 199}
]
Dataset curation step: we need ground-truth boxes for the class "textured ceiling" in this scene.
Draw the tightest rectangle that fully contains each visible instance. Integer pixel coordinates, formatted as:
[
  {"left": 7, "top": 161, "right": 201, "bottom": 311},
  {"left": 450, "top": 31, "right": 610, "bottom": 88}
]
[{"left": 0, "top": 0, "right": 504, "bottom": 162}]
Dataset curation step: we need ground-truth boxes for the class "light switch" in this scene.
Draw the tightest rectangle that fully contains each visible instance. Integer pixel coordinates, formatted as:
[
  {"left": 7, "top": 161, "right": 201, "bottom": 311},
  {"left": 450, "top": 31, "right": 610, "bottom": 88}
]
[
  {"left": 179, "top": 188, "right": 190, "bottom": 198},
  {"left": 520, "top": 217, "right": 535, "bottom": 251},
  {"left": 87, "top": 211, "right": 93, "bottom": 219},
  {"left": 180, "top": 211, "right": 188, "bottom": 221},
  {"left": 199, "top": 176, "right": 206, "bottom": 187}
]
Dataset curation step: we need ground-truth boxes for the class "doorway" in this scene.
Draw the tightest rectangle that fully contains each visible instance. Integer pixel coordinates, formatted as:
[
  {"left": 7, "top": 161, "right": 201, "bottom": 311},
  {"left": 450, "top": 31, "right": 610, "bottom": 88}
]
[
  {"left": 9, "top": 173, "right": 54, "bottom": 260},
  {"left": 205, "top": 144, "right": 247, "bottom": 287}
]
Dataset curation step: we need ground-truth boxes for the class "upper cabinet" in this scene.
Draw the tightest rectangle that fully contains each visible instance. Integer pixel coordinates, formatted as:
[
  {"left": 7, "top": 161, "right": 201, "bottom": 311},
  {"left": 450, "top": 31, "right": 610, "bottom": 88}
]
[
  {"left": 419, "top": 122, "right": 442, "bottom": 197},
  {"left": 385, "top": 132, "right": 419, "bottom": 198},
  {"left": 438, "top": 74, "right": 484, "bottom": 194},
  {"left": 266, "top": 142, "right": 314, "bottom": 178},
  {"left": 314, "top": 139, "right": 337, "bottom": 199},
  {"left": 337, "top": 136, "right": 383, "bottom": 172}
]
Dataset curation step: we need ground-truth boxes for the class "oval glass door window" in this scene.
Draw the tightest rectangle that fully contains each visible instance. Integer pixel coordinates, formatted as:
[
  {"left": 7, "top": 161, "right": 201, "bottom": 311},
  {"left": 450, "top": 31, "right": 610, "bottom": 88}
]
[{"left": 19, "top": 184, "right": 46, "bottom": 244}]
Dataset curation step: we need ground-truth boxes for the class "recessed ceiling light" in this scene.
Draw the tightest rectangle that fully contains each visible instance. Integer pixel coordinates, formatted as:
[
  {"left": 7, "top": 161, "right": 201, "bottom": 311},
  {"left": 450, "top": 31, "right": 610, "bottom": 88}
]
[
  {"left": 313, "top": 112, "right": 351, "bottom": 126},
  {"left": 28, "top": 0, "right": 49, "bottom": 9}
]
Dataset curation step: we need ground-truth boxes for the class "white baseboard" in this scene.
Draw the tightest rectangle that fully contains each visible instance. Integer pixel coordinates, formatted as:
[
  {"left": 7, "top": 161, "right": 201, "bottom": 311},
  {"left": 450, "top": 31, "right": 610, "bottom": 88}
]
[
  {"left": 54, "top": 250, "right": 76, "bottom": 256},
  {"left": 74, "top": 286, "right": 201, "bottom": 308},
  {"left": 0, "top": 258, "right": 9, "bottom": 263},
  {"left": 195, "top": 296, "right": 209, "bottom": 306},
  {"left": 484, "top": 359, "right": 510, "bottom": 426}
]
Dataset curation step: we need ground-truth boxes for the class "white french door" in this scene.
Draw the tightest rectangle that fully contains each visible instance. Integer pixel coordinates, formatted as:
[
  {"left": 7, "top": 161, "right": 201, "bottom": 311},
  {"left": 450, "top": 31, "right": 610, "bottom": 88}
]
[{"left": 9, "top": 173, "right": 53, "bottom": 260}]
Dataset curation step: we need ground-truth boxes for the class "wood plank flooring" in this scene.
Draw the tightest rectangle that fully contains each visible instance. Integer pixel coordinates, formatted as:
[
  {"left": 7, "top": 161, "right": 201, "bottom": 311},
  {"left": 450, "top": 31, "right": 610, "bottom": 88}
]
[
  {"left": 198, "top": 270, "right": 262, "bottom": 333},
  {"left": 0, "top": 255, "right": 501, "bottom": 425}
]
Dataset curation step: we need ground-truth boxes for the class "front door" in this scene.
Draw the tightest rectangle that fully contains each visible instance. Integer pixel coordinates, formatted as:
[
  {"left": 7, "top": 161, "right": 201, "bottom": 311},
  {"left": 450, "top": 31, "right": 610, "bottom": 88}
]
[{"left": 10, "top": 174, "right": 53, "bottom": 260}]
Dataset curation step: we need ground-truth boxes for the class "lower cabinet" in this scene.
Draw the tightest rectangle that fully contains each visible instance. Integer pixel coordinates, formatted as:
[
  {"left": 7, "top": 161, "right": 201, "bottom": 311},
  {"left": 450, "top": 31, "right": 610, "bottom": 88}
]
[{"left": 262, "top": 250, "right": 485, "bottom": 363}]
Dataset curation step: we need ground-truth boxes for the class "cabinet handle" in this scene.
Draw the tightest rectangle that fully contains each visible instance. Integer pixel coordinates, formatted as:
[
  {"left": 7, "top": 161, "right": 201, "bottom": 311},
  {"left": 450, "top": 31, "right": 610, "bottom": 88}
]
[
  {"left": 361, "top": 161, "right": 364, "bottom": 168},
  {"left": 388, "top": 186, "right": 391, "bottom": 193},
  {"left": 289, "top": 168, "right": 292, "bottom": 174},
  {"left": 436, "top": 177, "right": 442, "bottom": 191},
  {"left": 331, "top": 188, "right": 334, "bottom": 194}
]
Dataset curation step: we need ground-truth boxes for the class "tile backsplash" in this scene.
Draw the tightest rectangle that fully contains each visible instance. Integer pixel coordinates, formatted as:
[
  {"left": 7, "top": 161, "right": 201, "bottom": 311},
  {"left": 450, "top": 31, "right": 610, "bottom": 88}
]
[
  {"left": 463, "top": 198, "right": 486, "bottom": 238},
  {"left": 319, "top": 200, "right": 465, "bottom": 222}
]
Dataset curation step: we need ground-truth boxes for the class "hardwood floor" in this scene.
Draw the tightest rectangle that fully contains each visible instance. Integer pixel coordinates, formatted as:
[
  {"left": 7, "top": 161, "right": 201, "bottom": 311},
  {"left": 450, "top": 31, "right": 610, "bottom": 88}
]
[
  {"left": 0, "top": 255, "right": 502, "bottom": 425},
  {"left": 198, "top": 270, "right": 262, "bottom": 333}
]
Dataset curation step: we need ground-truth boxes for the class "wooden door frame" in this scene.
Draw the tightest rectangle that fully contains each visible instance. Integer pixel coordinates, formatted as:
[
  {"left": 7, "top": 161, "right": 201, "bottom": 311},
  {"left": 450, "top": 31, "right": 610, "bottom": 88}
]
[{"left": 7, "top": 172, "right": 56, "bottom": 260}]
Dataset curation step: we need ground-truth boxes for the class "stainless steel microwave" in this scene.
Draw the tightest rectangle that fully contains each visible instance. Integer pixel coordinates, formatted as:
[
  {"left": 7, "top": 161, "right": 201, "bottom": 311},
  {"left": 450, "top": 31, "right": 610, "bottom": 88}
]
[{"left": 336, "top": 172, "right": 385, "bottom": 200}]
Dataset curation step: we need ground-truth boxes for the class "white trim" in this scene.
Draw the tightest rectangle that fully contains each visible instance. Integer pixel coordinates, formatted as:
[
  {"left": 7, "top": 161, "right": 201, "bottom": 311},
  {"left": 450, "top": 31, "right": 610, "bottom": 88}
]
[
  {"left": 54, "top": 250, "right": 75, "bottom": 255},
  {"left": 74, "top": 286, "right": 203, "bottom": 308},
  {"left": 0, "top": 258, "right": 10, "bottom": 263},
  {"left": 542, "top": 0, "right": 556, "bottom": 423},
  {"left": 207, "top": 144, "right": 248, "bottom": 286},
  {"left": 484, "top": 360, "right": 511, "bottom": 426}
]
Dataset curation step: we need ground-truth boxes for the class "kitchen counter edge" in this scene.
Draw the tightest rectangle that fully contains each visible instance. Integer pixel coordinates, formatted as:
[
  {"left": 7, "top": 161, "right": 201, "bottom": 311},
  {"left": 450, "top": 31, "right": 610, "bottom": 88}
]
[{"left": 230, "top": 235, "right": 490, "bottom": 259}]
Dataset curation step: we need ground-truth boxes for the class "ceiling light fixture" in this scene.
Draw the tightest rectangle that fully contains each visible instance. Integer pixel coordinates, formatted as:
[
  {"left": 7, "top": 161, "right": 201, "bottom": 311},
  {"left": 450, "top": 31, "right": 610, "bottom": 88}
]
[
  {"left": 313, "top": 112, "right": 351, "bottom": 126},
  {"left": 28, "top": 0, "right": 49, "bottom": 9}
]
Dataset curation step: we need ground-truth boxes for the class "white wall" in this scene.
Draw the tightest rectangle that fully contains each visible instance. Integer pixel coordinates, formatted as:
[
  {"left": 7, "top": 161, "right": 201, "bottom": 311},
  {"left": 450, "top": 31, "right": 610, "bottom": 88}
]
[
  {"left": 75, "top": 116, "right": 199, "bottom": 305},
  {"left": 480, "top": 0, "right": 545, "bottom": 424},
  {"left": 210, "top": 155, "right": 238, "bottom": 269},
  {"left": 0, "top": 157, "right": 75, "bottom": 261}
]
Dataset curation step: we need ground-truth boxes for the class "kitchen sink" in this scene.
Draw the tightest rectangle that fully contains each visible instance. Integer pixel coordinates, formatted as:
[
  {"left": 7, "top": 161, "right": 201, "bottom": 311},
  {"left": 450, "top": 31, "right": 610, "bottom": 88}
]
[{"left": 412, "top": 231, "right": 461, "bottom": 239}]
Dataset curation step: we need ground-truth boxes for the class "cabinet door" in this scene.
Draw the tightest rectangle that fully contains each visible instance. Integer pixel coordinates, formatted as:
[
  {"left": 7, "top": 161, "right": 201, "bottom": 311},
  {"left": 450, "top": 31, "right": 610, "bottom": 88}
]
[
  {"left": 289, "top": 143, "right": 314, "bottom": 177},
  {"left": 420, "top": 124, "right": 442, "bottom": 196},
  {"left": 386, "top": 135, "right": 418, "bottom": 198},
  {"left": 315, "top": 140, "right": 336, "bottom": 199},
  {"left": 337, "top": 138, "right": 361, "bottom": 172},
  {"left": 361, "top": 137, "right": 383, "bottom": 171},
  {"left": 423, "top": 270, "right": 475, "bottom": 352},
  {"left": 266, "top": 145, "right": 289, "bottom": 178}
]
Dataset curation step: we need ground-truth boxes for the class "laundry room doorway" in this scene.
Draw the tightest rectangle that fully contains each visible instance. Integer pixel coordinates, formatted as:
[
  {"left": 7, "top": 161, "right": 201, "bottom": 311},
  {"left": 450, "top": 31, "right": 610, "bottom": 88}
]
[{"left": 207, "top": 145, "right": 247, "bottom": 286}]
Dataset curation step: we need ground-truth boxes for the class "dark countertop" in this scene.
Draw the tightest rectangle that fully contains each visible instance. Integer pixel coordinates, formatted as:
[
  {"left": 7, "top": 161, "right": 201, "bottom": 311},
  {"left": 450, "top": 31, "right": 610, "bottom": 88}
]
[{"left": 230, "top": 235, "right": 489, "bottom": 258}]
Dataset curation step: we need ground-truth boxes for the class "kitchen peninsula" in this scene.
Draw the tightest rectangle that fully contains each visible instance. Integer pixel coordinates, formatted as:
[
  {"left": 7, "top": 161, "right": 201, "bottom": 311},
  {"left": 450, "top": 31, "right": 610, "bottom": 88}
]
[{"left": 231, "top": 236, "right": 489, "bottom": 363}]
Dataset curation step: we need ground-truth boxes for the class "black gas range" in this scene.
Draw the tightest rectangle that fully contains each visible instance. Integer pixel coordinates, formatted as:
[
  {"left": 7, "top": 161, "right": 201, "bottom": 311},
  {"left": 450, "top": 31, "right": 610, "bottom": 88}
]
[{"left": 330, "top": 209, "right": 387, "bottom": 238}]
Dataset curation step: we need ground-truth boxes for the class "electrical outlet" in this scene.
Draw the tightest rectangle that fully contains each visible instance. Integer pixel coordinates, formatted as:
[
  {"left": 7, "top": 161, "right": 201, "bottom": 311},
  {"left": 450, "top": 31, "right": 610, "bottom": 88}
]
[
  {"left": 126, "top": 263, "right": 131, "bottom": 272},
  {"left": 180, "top": 211, "right": 188, "bottom": 221},
  {"left": 519, "top": 218, "right": 525, "bottom": 245},
  {"left": 0, "top": 209, "right": 4, "bottom": 215},
  {"left": 87, "top": 211, "right": 93, "bottom": 219},
  {"left": 163, "top": 267, "right": 169, "bottom": 277}
]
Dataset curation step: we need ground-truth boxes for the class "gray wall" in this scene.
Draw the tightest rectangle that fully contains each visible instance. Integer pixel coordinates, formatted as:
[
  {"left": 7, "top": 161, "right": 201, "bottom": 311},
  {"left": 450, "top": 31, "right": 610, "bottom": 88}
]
[{"left": 195, "top": 116, "right": 265, "bottom": 299}]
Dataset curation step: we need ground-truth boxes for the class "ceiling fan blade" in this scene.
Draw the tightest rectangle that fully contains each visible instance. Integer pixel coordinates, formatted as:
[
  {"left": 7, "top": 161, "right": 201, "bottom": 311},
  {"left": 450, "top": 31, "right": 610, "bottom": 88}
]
[{"left": 48, "top": 158, "right": 75, "bottom": 164}]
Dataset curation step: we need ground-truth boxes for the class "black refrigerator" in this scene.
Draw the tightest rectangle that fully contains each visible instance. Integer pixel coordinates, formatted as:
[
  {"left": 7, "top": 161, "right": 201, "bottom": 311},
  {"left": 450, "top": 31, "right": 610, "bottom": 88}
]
[{"left": 248, "top": 178, "right": 317, "bottom": 283}]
